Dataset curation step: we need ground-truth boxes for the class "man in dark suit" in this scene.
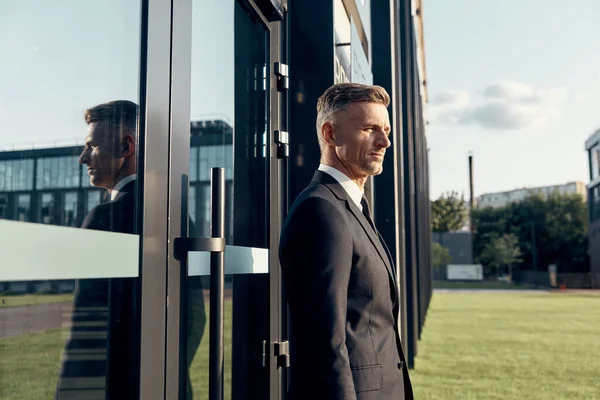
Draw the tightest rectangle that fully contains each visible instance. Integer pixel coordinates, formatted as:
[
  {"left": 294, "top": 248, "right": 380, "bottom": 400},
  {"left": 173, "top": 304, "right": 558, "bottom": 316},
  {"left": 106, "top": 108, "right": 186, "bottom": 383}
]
[
  {"left": 279, "top": 83, "right": 413, "bottom": 399},
  {"left": 56, "top": 100, "right": 140, "bottom": 399}
]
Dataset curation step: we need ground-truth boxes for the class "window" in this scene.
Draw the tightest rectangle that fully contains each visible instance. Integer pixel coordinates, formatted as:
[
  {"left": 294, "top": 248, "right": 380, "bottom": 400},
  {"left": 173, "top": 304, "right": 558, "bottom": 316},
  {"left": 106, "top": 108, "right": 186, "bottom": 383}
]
[
  {"left": 0, "top": 195, "right": 7, "bottom": 219},
  {"left": 590, "top": 185, "right": 600, "bottom": 222},
  {"left": 592, "top": 146, "right": 600, "bottom": 181},
  {"left": 86, "top": 190, "right": 102, "bottom": 214},
  {"left": 0, "top": 159, "right": 34, "bottom": 192},
  {"left": 16, "top": 194, "right": 31, "bottom": 222},
  {"left": 63, "top": 192, "right": 78, "bottom": 227},
  {"left": 39, "top": 193, "right": 55, "bottom": 225},
  {"left": 198, "top": 145, "right": 233, "bottom": 181},
  {"left": 36, "top": 156, "right": 80, "bottom": 190},
  {"left": 190, "top": 147, "right": 199, "bottom": 182}
]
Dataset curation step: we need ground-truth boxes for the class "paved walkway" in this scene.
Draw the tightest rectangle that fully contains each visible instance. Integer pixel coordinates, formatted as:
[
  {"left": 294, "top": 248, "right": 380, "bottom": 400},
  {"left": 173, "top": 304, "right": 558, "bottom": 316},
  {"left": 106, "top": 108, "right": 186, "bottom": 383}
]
[{"left": 0, "top": 302, "right": 72, "bottom": 338}]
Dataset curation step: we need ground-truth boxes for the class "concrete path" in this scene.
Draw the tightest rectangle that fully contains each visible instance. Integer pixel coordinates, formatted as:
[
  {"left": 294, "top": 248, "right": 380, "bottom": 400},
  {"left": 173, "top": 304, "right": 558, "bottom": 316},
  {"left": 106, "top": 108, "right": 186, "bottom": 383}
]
[{"left": 0, "top": 302, "right": 72, "bottom": 338}]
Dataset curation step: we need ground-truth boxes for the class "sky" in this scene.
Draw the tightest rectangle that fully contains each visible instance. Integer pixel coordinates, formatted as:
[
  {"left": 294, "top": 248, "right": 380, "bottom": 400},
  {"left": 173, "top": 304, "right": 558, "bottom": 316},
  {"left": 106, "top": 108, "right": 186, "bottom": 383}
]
[
  {"left": 424, "top": 0, "right": 600, "bottom": 199},
  {"left": 1, "top": 0, "right": 598, "bottom": 201},
  {"left": 0, "top": 0, "right": 234, "bottom": 149}
]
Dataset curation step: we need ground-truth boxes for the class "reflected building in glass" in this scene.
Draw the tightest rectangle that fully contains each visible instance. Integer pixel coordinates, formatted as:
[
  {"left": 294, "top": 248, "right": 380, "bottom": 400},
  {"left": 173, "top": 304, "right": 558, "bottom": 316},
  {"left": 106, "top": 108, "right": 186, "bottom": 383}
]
[
  {"left": 0, "top": 149, "right": 104, "bottom": 226},
  {"left": 0, "top": 119, "right": 233, "bottom": 292}
]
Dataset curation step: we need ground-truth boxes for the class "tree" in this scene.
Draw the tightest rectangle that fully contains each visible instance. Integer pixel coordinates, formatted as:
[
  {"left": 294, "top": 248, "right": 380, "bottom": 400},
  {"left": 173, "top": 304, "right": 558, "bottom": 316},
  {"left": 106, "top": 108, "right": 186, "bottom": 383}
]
[
  {"left": 479, "top": 233, "right": 522, "bottom": 279},
  {"left": 431, "top": 191, "right": 469, "bottom": 233},
  {"left": 432, "top": 242, "right": 452, "bottom": 269},
  {"left": 472, "top": 192, "right": 589, "bottom": 274}
]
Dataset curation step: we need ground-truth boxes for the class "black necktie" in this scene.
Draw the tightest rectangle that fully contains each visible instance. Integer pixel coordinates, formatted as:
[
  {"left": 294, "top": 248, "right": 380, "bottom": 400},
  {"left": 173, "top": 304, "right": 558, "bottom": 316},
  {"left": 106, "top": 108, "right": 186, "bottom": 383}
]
[
  {"left": 361, "top": 196, "right": 398, "bottom": 299},
  {"left": 361, "top": 196, "right": 376, "bottom": 231}
]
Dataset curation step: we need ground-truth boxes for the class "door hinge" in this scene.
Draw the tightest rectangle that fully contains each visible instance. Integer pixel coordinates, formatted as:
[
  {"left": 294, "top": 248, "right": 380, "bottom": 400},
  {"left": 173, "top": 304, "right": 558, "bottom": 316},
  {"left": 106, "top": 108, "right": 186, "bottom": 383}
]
[
  {"left": 274, "top": 341, "right": 290, "bottom": 368},
  {"left": 274, "top": 62, "right": 289, "bottom": 92},
  {"left": 261, "top": 340, "right": 291, "bottom": 368},
  {"left": 274, "top": 130, "right": 289, "bottom": 159}
]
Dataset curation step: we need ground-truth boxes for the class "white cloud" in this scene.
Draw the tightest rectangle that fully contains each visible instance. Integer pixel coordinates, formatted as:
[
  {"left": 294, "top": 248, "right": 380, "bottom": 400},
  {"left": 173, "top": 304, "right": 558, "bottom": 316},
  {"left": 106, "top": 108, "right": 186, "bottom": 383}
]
[
  {"left": 429, "top": 81, "right": 569, "bottom": 131},
  {"left": 430, "top": 90, "right": 470, "bottom": 107}
]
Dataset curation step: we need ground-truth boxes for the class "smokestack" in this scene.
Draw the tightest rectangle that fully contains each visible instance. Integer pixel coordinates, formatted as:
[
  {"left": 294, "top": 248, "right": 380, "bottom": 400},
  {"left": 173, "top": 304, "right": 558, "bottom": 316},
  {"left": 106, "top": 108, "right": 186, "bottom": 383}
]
[{"left": 468, "top": 152, "right": 475, "bottom": 233}]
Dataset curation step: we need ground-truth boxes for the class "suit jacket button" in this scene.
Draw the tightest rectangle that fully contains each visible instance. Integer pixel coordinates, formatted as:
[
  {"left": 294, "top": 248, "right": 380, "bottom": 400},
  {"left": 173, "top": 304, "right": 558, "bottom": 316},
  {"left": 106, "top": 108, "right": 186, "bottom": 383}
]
[{"left": 398, "top": 361, "right": 404, "bottom": 370}]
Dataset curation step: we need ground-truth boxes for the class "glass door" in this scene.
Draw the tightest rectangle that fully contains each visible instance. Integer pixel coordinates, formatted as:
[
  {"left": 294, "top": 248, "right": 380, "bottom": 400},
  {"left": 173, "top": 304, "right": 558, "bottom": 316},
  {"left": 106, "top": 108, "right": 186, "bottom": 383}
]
[
  {"left": 166, "top": 1, "right": 287, "bottom": 399},
  {"left": 0, "top": 2, "right": 146, "bottom": 399}
]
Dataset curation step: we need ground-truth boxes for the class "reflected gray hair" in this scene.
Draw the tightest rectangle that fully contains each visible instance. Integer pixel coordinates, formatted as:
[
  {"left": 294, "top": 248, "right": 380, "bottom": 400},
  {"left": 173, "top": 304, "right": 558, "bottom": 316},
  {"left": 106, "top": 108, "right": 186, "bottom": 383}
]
[
  {"left": 316, "top": 83, "right": 390, "bottom": 151},
  {"left": 84, "top": 100, "right": 139, "bottom": 140}
]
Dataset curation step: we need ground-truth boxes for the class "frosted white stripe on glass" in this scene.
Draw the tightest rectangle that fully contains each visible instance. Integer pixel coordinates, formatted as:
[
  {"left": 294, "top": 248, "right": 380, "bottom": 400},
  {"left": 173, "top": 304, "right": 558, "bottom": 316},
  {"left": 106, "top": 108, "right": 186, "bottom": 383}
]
[
  {"left": 188, "top": 245, "right": 268, "bottom": 276},
  {"left": 0, "top": 220, "right": 139, "bottom": 282}
]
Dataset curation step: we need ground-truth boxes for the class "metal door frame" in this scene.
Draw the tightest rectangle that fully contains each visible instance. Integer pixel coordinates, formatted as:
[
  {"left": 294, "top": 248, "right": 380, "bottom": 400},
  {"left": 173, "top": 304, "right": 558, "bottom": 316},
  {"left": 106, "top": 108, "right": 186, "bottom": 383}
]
[
  {"left": 138, "top": 0, "right": 174, "bottom": 398},
  {"left": 164, "top": 1, "right": 287, "bottom": 399}
]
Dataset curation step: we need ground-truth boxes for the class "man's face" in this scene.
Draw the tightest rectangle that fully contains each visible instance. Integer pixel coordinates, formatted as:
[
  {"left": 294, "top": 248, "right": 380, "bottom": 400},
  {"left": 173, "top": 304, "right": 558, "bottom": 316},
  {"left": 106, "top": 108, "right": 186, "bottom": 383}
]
[
  {"left": 78, "top": 122, "right": 124, "bottom": 189},
  {"left": 331, "top": 102, "right": 391, "bottom": 178}
]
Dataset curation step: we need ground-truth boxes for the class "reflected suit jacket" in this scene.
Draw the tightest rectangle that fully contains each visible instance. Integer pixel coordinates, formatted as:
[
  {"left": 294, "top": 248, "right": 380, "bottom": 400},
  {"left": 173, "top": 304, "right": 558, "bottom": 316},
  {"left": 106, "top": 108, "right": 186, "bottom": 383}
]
[
  {"left": 56, "top": 181, "right": 138, "bottom": 400},
  {"left": 279, "top": 171, "right": 413, "bottom": 400}
]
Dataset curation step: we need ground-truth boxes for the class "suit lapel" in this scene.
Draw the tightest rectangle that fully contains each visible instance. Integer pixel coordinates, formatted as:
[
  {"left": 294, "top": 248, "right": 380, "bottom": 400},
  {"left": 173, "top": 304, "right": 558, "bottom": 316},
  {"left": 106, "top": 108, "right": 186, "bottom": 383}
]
[{"left": 312, "top": 171, "right": 397, "bottom": 284}]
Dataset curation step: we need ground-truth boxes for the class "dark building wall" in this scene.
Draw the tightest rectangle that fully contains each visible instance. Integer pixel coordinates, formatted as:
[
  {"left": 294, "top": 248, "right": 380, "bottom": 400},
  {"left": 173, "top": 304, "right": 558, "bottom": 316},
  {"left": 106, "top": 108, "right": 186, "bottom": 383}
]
[
  {"left": 288, "top": 0, "right": 334, "bottom": 201},
  {"left": 432, "top": 232, "right": 474, "bottom": 265},
  {"left": 589, "top": 220, "right": 600, "bottom": 274}
]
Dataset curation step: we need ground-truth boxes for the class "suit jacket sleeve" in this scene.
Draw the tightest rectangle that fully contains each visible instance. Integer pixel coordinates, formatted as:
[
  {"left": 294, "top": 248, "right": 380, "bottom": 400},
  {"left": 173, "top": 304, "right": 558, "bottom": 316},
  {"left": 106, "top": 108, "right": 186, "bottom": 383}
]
[{"left": 280, "top": 197, "right": 357, "bottom": 399}]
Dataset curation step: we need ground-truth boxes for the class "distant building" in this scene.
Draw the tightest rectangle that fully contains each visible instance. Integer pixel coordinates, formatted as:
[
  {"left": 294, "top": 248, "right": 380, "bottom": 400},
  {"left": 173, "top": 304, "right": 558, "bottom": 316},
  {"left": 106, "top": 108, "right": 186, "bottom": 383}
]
[
  {"left": 585, "top": 128, "right": 600, "bottom": 276},
  {"left": 477, "top": 182, "right": 587, "bottom": 209}
]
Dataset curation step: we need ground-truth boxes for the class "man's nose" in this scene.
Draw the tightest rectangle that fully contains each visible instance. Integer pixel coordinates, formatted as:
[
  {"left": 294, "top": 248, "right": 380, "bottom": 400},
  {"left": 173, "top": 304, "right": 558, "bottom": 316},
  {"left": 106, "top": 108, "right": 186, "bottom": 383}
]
[
  {"left": 79, "top": 149, "right": 89, "bottom": 165},
  {"left": 376, "top": 132, "right": 391, "bottom": 149}
]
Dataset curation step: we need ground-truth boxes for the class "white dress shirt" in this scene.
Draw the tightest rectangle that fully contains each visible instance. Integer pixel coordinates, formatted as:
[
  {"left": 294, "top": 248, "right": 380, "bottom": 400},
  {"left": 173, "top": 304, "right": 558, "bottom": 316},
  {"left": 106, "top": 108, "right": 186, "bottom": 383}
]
[
  {"left": 110, "top": 174, "right": 137, "bottom": 201},
  {"left": 318, "top": 164, "right": 363, "bottom": 212}
]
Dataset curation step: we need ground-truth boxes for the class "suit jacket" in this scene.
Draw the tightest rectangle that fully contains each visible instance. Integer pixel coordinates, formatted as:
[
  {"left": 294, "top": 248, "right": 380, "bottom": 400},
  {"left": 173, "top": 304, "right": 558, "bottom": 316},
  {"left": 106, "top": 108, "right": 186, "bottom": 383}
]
[
  {"left": 56, "top": 181, "right": 138, "bottom": 400},
  {"left": 279, "top": 171, "right": 413, "bottom": 400}
]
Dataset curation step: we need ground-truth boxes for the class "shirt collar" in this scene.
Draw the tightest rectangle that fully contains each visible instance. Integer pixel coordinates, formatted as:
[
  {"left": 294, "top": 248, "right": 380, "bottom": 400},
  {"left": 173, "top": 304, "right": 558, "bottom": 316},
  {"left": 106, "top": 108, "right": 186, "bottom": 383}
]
[
  {"left": 318, "top": 164, "right": 363, "bottom": 211},
  {"left": 110, "top": 174, "right": 137, "bottom": 201}
]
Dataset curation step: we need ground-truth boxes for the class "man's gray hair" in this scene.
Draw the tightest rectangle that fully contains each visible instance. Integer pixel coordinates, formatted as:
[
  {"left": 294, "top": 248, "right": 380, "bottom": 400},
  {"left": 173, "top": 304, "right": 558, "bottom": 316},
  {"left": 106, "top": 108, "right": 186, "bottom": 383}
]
[
  {"left": 316, "top": 83, "right": 390, "bottom": 150},
  {"left": 84, "top": 100, "right": 139, "bottom": 140}
]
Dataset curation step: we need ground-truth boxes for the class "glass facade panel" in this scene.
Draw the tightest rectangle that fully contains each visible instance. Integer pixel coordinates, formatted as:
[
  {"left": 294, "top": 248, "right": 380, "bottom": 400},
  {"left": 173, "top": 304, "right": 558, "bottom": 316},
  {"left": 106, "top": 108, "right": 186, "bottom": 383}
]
[
  {"left": 0, "top": 159, "right": 34, "bottom": 192},
  {"left": 63, "top": 191, "right": 78, "bottom": 227},
  {"left": 36, "top": 156, "right": 80, "bottom": 190},
  {"left": 0, "top": 1, "right": 142, "bottom": 398},
  {"left": 0, "top": 194, "right": 7, "bottom": 219},
  {"left": 16, "top": 194, "right": 31, "bottom": 222},
  {"left": 189, "top": 185, "right": 197, "bottom": 223},
  {"left": 590, "top": 185, "right": 600, "bottom": 222},
  {"left": 190, "top": 147, "right": 199, "bottom": 182},
  {"left": 197, "top": 145, "right": 233, "bottom": 181},
  {"left": 39, "top": 192, "right": 55, "bottom": 225},
  {"left": 86, "top": 190, "right": 102, "bottom": 214},
  {"left": 591, "top": 145, "right": 600, "bottom": 181}
]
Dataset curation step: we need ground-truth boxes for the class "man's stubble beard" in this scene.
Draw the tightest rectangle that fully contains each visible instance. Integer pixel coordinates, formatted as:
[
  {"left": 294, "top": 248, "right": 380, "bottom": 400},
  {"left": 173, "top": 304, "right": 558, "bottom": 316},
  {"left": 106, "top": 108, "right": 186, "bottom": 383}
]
[{"left": 360, "top": 160, "right": 384, "bottom": 177}]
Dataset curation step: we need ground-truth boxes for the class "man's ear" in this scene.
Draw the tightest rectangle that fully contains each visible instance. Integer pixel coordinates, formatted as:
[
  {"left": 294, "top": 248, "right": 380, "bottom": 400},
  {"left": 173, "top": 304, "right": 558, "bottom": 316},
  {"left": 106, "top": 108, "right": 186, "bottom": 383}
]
[
  {"left": 122, "top": 134, "right": 135, "bottom": 158},
  {"left": 321, "top": 122, "right": 337, "bottom": 146}
]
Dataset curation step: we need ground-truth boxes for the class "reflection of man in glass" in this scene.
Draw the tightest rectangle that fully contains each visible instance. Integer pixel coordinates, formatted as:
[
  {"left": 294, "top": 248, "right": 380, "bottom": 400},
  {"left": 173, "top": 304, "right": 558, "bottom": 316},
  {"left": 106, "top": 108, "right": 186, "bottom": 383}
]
[
  {"left": 79, "top": 100, "right": 138, "bottom": 230},
  {"left": 56, "top": 100, "right": 139, "bottom": 399}
]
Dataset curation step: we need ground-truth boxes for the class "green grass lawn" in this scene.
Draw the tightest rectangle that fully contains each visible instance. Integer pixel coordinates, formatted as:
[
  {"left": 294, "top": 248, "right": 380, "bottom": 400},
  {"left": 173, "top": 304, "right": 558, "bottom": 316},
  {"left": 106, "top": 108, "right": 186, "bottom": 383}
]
[
  {"left": 187, "top": 299, "right": 233, "bottom": 400},
  {"left": 410, "top": 292, "right": 600, "bottom": 400},
  {"left": 0, "top": 300, "right": 233, "bottom": 400},
  {"left": 433, "top": 280, "right": 539, "bottom": 290},
  {"left": 0, "top": 293, "right": 74, "bottom": 308},
  {"left": 2, "top": 294, "right": 599, "bottom": 399},
  {"left": 0, "top": 329, "right": 64, "bottom": 399}
]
